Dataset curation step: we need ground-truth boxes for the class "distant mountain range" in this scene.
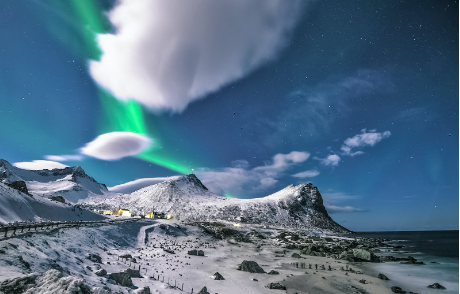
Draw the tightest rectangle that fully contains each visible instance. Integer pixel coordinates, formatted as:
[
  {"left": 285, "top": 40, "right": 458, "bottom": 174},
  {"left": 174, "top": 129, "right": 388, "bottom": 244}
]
[
  {"left": 0, "top": 159, "right": 114, "bottom": 203},
  {"left": 0, "top": 159, "right": 349, "bottom": 233}
]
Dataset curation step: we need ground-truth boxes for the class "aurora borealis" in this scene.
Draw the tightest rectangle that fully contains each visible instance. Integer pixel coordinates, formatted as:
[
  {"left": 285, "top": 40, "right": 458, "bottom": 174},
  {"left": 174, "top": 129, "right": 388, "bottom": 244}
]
[{"left": 0, "top": 0, "right": 458, "bottom": 231}]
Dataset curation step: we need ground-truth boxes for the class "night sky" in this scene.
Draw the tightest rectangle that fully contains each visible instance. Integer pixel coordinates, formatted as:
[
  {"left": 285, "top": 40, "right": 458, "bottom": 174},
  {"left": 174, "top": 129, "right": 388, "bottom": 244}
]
[{"left": 0, "top": 0, "right": 458, "bottom": 231}]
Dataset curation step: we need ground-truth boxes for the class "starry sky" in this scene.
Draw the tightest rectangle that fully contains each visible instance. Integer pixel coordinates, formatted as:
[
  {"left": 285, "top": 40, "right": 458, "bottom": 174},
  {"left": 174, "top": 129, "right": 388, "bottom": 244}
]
[{"left": 0, "top": 0, "right": 458, "bottom": 231}]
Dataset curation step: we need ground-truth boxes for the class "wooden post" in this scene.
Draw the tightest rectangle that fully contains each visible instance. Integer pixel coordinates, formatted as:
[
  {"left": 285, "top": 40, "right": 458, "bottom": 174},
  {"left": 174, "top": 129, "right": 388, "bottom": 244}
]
[
  {"left": 12, "top": 226, "right": 16, "bottom": 235},
  {"left": 21, "top": 226, "right": 24, "bottom": 233},
  {"left": 182, "top": 283, "right": 184, "bottom": 291},
  {"left": 4, "top": 227, "right": 7, "bottom": 238},
  {"left": 174, "top": 280, "right": 176, "bottom": 288}
]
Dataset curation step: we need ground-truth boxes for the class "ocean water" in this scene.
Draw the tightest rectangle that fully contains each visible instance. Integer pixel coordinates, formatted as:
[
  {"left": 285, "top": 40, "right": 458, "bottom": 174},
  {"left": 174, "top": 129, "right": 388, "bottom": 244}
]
[{"left": 354, "top": 230, "right": 459, "bottom": 294}]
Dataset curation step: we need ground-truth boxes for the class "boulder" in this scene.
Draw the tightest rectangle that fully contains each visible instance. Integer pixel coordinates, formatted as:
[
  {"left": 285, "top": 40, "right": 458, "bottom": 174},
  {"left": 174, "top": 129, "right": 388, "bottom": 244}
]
[
  {"left": 267, "top": 270, "right": 279, "bottom": 275},
  {"left": 378, "top": 273, "right": 390, "bottom": 280},
  {"left": 0, "top": 273, "right": 39, "bottom": 293},
  {"left": 213, "top": 272, "right": 225, "bottom": 280},
  {"left": 352, "top": 248, "right": 379, "bottom": 262},
  {"left": 134, "top": 286, "right": 151, "bottom": 294},
  {"left": 291, "top": 253, "right": 301, "bottom": 258},
  {"left": 197, "top": 250, "right": 205, "bottom": 256},
  {"left": 87, "top": 253, "right": 102, "bottom": 263},
  {"left": 391, "top": 286, "right": 406, "bottom": 293},
  {"left": 428, "top": 283, "right": 446, "bottom": 289},
  {"left": 6, "top": 181, "right": 29, "bottom": 195},
  {"left": 124, "top": 268, "right": 142, "bottom": 278},
  {"left": 119, "top": 254, "right": 132, "bottom": 259},
  {"left": 108, "top": 272, "right": 133, "bottom": 287},
  {"left": 266, "top": 282, "right": 286, "bottom": 290},
  {"left": 238, "top": 260, "right": 265, "bottom": 273},
  {"left": 163, "top": 249, "right": 175, "bottom": 254},
  {"left": 95, "top": 269, "right": 107, "bottom": 276},
  {"left": 187, "top": 250, "right": 197, "bottom": 255},
  {"left": 50, "top": 195, "right": 65, "bottom": 203},
  {"left": 197, "top": 286, "right": 210, "bottom": 294}
]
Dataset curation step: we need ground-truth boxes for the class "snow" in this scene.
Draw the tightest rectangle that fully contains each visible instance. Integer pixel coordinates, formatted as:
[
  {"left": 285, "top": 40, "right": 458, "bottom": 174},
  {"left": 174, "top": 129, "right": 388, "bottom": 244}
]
[
  {"left": 85, "top": 174, "right": 348, "bottom": 234},
  {"left": 0, "top": 183, "right": 106, "bottom": 224},
  {"left": 0, "top": 159, "right": 117, "bottom": 203}
]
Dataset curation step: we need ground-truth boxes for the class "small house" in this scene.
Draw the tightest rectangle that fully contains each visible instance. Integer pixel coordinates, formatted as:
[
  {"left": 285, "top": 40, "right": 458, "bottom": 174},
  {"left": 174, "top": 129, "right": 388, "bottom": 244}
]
[{"left": 103, "top": 210, "right": 113, "bottom": 215}]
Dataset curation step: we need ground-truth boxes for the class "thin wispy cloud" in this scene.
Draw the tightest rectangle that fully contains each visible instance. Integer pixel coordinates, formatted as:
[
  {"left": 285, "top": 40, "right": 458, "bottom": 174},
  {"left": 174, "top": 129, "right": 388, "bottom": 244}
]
[
  {"left": 316, "top": 154, "right": 341, "bottom": 166},
  {"left": 264, "top": 70, "right": 390, "bottom": 146},
  {"left": 196, "top": 151, "right": 310, "bottom": 197},
  {"left": 44, "top": 155, "right": 83, "bottom": 162},
  {"left": 341, "top": 129, "right": 391, "bottom": 156},
  {"left": 292, "top": 169, "right": 320, "bottom": 178}
]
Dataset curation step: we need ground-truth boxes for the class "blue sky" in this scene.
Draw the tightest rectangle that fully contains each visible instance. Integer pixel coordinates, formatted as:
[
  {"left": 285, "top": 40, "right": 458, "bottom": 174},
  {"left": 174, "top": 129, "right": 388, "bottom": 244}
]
[{"left": 0, "top": 0, "right": 458, "bottom": 231}]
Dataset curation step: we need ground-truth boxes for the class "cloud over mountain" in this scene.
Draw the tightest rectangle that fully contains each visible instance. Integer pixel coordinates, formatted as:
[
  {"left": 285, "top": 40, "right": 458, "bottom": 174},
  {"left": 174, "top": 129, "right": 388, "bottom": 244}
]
[
  {"left": 13, "top": 160, "right": 69, "bottom": 170},
  {"left": 80, "top": 132, "right": 151, "bottom": 161}
]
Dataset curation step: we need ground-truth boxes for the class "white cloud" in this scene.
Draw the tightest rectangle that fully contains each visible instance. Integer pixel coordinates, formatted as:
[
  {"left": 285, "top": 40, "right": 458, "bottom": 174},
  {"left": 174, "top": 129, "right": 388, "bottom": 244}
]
[
  {"left": 13, "top": 160, "right": 69, "bottom": 170},
  {"left": 109, "top": 176, "right": 180, "bottom": 194},
  {"left": 325, "top": 205, "right": 365, "bottom": 213},
  {"left": 317, "top": 154, "right": 341, "bottom": 166},
  {"left": 80, "top": 132, "right": 151, "bottom": 161},
  {"left": 44, "top": 155, "right": 83, "bottom": 162},
  {"left": 341, "top": 129, "right": 391, "bottom": 156},
  {"left": 292, "top": 169, "right": 320, "bottom": 178},
  {"left": 196, "top": 151, "right": 310, "bottom": 196},
  {"left": 90, "top": 0, "right": 303, "bottom": 112}
]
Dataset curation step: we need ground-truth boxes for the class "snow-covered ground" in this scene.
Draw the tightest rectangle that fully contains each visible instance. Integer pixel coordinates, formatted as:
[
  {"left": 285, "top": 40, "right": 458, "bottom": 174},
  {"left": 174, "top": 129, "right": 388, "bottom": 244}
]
[{"left": 0, "top": 219, "right": 396, "bottom": 294}]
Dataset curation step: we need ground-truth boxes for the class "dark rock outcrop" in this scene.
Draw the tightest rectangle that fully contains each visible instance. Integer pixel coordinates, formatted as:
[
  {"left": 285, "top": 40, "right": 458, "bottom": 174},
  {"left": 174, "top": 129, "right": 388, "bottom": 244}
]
[
  {"left": 124, "top": 268, "right": 142, "bottom": 278},
  {"left": 391, "top": 286, "right": 406, "bottom": 293},
  {"left": 213, "top": 272, "right": 225, "bottom": 280},
  {"left": 0, "top": 273, "right": 38, "bottom": 293},
  {"left": 108, "top": 272, "right": 133, "bottom": 287},
  {"left": 267, "top": 270, "right": 280, "bottom": 275},
  {"left": 266, "top": 283, "right": 286, "bottom": 290},
  {"left": 50, "top": 195, "right": 65, "bottom": 203},
  {"left": 95, "top": 269, "right": 107, "bottom": 276},
  {"left": 197, "top": 286, "right": 210, "bottom": 294},
  {"left": 428, "top": 283, "right": 446, "bottom": 289},
  {"left": 238, "top": 260, "right": 265, "bottom": 273},
  {"left": 378, "top": 273, "right": 390, "bottom": 280},
  {"left": 87, "top": 253, "right": 102, "bottom": 263},
  {"left": 6, "top": 181, "right": 29, "bottom": 195}
]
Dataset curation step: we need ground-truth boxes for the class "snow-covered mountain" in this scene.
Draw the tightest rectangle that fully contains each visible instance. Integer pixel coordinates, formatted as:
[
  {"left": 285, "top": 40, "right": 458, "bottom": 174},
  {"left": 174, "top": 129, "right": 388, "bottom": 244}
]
[
  {"left": 86, "top": 174, "right": 349, "bottom": 233},
  {"left": 0, "top": 182, "right": 106, "bottom": 223},
  {"left": 0, "top": 159, "right": 114, "bottom": 203}
]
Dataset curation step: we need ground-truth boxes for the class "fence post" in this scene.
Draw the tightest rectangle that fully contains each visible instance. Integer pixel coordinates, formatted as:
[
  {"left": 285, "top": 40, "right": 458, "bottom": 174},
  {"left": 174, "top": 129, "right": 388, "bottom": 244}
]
[
  {"left": 21, "top": 226, "right": 24, "bottom": 233},
  {"left": 182, "top": 283, "right": 184, "bottom": 291},
  {"left": 4, "top": 227, "right": 7, "bottom": 238},
  {"left": 12, "top": 226, "right": 16, "bottom": 235}
]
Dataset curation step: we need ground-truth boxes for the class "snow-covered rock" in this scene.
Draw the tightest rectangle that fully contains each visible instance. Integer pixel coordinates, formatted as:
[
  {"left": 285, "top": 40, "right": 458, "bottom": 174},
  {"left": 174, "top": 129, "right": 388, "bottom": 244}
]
[
  {"left": 0, "top": 182, "right": 106, "bottom": 224},
  {"left": 85, "top": 174, "right": 349, "bottom": 234},
  {"left": 0, "top": 159, "right": 115, "bottom": 203}
]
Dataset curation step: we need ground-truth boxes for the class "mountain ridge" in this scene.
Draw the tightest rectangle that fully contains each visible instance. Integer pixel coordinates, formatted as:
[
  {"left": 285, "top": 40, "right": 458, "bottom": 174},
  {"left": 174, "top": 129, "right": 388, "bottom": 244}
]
[{"left": 86, "top": 174, "right": 350, "bottom": 234}]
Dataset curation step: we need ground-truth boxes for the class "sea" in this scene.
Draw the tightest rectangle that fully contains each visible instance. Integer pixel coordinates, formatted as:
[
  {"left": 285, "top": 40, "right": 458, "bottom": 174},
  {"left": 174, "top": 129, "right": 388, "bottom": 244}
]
[{"left": 354, "top": 230, "right": 459, "bottom": 294}]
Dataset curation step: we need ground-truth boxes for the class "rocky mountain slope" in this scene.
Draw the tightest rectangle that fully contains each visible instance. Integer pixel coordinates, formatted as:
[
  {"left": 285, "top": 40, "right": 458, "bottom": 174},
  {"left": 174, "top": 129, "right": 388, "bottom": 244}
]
[
  {"left": 0, "top": 159, "right": 114, "bottom": 203},
  {"left": 86, "top": 174, "right": 349, "bottom": 234}
]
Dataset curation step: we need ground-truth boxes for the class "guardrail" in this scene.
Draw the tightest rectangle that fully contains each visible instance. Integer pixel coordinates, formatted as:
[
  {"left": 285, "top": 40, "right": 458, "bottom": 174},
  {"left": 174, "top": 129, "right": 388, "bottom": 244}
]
[{"left": 0, "top": 218, "right": 141, "bottom": 238}]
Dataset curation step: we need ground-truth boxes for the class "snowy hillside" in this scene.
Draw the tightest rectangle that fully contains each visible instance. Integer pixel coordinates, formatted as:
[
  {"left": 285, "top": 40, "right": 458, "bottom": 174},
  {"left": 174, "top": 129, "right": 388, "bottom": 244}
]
[
  {"left": 86, "top": 174, "right": 349, "bottom": 234},
  {"left": 0, "top": 182, "right": 106, "bottom": 224},
  {"left": 0, "top": 159, "right": 115, "bottom": 203}
]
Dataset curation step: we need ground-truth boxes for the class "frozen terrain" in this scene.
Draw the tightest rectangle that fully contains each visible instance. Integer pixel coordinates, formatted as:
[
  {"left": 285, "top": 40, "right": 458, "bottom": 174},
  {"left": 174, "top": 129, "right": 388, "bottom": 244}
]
[
  {"left": 85, "top": 174, "right": 349, "bottom": 234},
  {"left": 0, "top": 159, "right": 116, "bottom": 203},
  {"left": 0, "top": 182, "right": 106, "bottom": 224}
]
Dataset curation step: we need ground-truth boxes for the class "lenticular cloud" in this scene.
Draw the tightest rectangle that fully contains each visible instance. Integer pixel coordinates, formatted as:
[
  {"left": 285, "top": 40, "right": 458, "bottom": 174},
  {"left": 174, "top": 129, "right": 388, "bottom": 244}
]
[
  {"left": 80, "top": 132, "right": 151, "bottom": 161},
  {"left": 90, "top": 0, "right": 303, "bottom": 112}
]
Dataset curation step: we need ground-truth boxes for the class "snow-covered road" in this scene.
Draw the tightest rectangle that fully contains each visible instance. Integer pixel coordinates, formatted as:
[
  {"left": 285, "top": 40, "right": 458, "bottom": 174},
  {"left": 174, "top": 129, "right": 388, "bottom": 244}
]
[{"left": 136, "top": 221, "right": 157, "bottom": 248}]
